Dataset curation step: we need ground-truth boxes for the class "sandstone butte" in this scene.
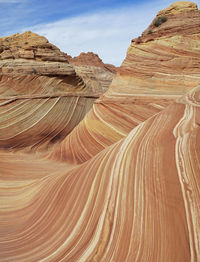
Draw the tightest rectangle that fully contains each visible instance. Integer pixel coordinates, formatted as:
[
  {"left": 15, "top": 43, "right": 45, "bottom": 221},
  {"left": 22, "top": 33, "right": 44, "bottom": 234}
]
[{"left": 0, "top": 1, "right": 200, "bottom": 262}]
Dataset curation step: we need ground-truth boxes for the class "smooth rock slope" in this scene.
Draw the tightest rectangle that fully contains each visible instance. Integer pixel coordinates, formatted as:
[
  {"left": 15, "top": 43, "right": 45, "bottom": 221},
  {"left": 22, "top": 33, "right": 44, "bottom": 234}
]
[
  {"left": 0, "top": 81, "right": 200, "bottom": 262},
  {"left": 0, "top": 1, "right": 200, "bottom": 262}
]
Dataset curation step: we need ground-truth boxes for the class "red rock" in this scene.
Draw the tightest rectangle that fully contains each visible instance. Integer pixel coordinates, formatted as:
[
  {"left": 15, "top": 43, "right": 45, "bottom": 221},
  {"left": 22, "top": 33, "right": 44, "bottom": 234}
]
[
  {"left": 0, "top": 2, "right": 200, "bottom": 262},
  {"left": 0, "top": 31, "right": 110, "bottom": 151},
  {"left": 68, "top": 51, "right": 118, "bottom": 73},
  {"left": 52, "top": 1, "right": 200, "bottom": 163}
]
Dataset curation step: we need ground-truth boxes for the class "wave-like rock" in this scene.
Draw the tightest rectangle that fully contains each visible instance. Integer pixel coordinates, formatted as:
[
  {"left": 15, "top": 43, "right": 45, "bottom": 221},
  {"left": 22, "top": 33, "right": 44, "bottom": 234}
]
[
  {"left": 0, "top": 32, "right": 115, "bottom": 150},
  {"left": 73, "top": 65, "right": 115, "bottom": 94},
  {"left": 66, "top": 52, "right": 117, "bottom": 94},
  {"left": 0, "top": 94, "right": 95, "bottom": 151},
  {"left": 119, "top": 1, "right": 200, "bottom": 95},
  {"left": 50, "top": 95, "right": 175, "bottom": 163},
  {"left": 0, "top": 1, "right": 200, "bottom": 261},
  {"left": 51, "top": 1, "right": 200, "bottom": 164},
  {"left": 0, "top": 85, "right": 200, "bottom": 262}
]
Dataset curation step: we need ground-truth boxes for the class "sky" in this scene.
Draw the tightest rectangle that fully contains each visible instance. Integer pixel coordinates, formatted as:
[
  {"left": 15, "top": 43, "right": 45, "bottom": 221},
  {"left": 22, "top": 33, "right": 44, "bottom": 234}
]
[{"left": 0, "top": 0, "right": 199, "bottom": 66}]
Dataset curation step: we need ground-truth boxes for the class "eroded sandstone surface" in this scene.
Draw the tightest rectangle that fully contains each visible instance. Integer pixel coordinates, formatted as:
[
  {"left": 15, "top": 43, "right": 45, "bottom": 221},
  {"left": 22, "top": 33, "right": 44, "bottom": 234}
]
[
  {"left": 0, "top": 1, "right": 200, "bottom": 262},
  {"left": 0, "top": 31, "right": 115, "bottom": 151},
  {"left": 67, "top": 51, "right": 117, "bottom": 73},
  {"left": 67, "top": 52, "right": 117, "bottom": 95},
  {"left": 52, "top": 0, "right": 200, "bottom": 164}
]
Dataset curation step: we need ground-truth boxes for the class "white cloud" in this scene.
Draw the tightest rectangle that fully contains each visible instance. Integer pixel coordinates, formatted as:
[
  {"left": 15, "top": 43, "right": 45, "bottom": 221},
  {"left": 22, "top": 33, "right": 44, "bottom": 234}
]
[
  {"left": 24, "top": 5, "right": 154, "bottom": 66},
  {"left": 16, "top": 0, "right": 200, "bottom": 66}
]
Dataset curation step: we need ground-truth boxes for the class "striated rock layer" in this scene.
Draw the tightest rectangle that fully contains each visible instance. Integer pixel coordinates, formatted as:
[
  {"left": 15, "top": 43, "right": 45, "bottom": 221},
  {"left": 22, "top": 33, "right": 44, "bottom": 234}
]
[
  {"left": 118, "top": 0, "right": 200, "bottom": 95},
  {"left": 0, "top": 2, "right": 200, "bottom": 262},
  {"left": 0, "top": 84, "right": 200, "bottom": 262},
  {"left": 0, "top": 32, "right": 115, "bottom": 151},
  {"left": 67, "top": 52, "right": 117, "bottom": 73},
  {"left": 51, "top": 0, "right": 200, "bottom": 164},
  {"left": 66, "top": 52, "right": 117, "bottom": 94}
]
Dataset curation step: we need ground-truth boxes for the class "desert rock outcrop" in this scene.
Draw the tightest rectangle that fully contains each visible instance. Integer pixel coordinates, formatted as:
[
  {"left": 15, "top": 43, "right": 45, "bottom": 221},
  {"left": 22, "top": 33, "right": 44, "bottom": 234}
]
[
  {"left": 51, "top": 1, "right": 200, "bottom": 164},
  {"left": 1, "top": 80, "right": 200, "bottom": 262},
  {"left": 67, "top": 52, "right": 117, "bottom": 94},
  {"left": 0, "top": 1, "right": 200, "bottom": 262},
  {"left": 67, "top": 52, "right": 117, "bottom": 73},
  {"left": 0, "top": 32, "right": 115, "bottom": 150}
]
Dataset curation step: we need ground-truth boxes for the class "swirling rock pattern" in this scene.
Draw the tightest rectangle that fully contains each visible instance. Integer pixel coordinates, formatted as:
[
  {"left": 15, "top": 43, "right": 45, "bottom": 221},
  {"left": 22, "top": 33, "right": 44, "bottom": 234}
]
[
  {"left": 73, "top": 65, "right": 115, "bottom": 94},
  {"left": 52, "top": 0, "right": 200, "bottom": 164},
  {"left": 0, "top": 2, "right": 200, "bottom": 262},
  {"left": 66, "top": 52, "right": 117, "bottom": 95},
  {"left": 0, "top": 94, "right": 96, "bottom": 151},
  {"left": 121, "top": 1, "right": 200, "bottom": 95},
  {"left": 0, "top": 32, "right": 115, "bottom": 151},
  {"left": 0, "top": 84, "right": 200, "bottom": 262}
]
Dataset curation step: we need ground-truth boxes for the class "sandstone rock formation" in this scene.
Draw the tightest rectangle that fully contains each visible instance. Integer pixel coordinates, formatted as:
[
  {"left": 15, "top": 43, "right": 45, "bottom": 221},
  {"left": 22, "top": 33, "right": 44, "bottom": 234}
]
[
  {"left": 51, "top": 0, "right": 200, "bottom": 164},
  {"left": 1, "top": 84, "right": 200, "bottom": 262},
  {"left": 68, "top": 51, "right": 117, "bottom": 73},
  {"left": 66, "top": 52, "right": 117, "bottom": 94},
  {"left": 118, "top": 1, "right": 200, "bottom": 95},
  {"left": 0, "top": 31, "right": 115, "bottom": 151},
  {"left": 0, "top": 1, "right": 200, "bottom": 262}
]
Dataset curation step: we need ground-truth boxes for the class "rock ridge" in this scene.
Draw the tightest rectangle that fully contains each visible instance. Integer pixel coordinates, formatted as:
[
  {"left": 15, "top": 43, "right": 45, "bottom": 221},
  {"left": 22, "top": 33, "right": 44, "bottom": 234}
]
[
  {"left": 67, "top": 51, "right": 118, "bottom": 73},
  {"left": 0, "top": 31, "right": 68, "bottom": 62},
  {"left": 158, "top": 1, "right": 198, "bottom": 15},
  {"left": 132, "top": 1, "right": 200, "bottom": 45},
  {"left": 0, "top": 2, "right": 200, "bottom": 261}
]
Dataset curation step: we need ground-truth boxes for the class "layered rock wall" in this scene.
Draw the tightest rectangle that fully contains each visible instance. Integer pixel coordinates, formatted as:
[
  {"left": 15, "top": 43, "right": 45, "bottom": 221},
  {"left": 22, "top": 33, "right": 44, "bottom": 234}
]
[
  {"left": 0, "top": 32, "right": 104, "bottom": 150},
  {"left": 51, "top": 1, "right": 200, "bottom": 163},
  {"left": 0, "top": 2, "right": 200, "bottom": 262}
]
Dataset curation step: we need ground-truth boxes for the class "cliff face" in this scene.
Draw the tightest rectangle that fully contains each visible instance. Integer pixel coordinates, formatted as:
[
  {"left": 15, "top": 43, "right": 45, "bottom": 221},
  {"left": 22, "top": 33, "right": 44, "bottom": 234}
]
[{"left": 0, "top": 2, "right": 200, "bottom": 262}]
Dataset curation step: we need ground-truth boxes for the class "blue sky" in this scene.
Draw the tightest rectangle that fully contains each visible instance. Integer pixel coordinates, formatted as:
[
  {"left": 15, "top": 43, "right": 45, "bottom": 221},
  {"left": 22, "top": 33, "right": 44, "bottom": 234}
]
[{"left": 0, "top": 0, "right": 199, "bottom": 65}]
